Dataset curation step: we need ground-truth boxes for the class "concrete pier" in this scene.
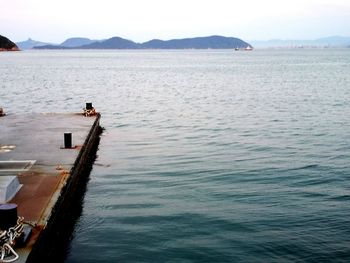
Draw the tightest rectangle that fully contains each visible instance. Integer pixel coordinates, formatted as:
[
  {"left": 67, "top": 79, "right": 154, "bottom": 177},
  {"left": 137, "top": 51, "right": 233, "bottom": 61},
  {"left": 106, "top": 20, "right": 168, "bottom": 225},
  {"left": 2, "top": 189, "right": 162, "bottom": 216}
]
[{"left": 0, "top": 112, "right": 101, "bottom": 262}]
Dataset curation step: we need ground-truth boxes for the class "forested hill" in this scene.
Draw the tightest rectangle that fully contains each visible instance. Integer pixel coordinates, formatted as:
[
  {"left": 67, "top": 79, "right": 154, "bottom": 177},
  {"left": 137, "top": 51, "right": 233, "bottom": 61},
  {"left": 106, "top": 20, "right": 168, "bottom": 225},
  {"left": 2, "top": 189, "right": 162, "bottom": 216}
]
[{"left": 0, "top": 35, "right": 20, "bottom": 51}]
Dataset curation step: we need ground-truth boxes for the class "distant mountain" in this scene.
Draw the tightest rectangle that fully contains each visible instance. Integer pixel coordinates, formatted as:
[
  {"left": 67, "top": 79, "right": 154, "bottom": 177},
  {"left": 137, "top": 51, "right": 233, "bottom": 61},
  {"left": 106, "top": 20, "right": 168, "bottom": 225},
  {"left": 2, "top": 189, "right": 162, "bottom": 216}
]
[
  {"left": 250, "top": 36, "right": 350, "bottom": 48},
  {"left": 60, "top": 37, "right": 96, "bottom": 47},
  {"left": 16, "top": 38, "right": 51, "bottom": 50},
  {"left": 34, "top": 35, "right": 252, "bottom": 49},
  {"left": 141, "top": 35, "right": 251, "bottom": 49},
  {"left": 0, "top": 35, "right": 20, "bottom": 51},
  {"left": 79, "top": 37, "right": 138, "bottom": 49}
]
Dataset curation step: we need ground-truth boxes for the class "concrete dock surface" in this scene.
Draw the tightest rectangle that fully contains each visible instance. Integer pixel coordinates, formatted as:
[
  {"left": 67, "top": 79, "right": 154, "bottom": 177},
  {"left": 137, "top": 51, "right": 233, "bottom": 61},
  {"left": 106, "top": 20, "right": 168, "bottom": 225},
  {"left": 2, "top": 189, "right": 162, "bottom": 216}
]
[{"left": 0, "top": 112, "right": 101, "bottom": 263}]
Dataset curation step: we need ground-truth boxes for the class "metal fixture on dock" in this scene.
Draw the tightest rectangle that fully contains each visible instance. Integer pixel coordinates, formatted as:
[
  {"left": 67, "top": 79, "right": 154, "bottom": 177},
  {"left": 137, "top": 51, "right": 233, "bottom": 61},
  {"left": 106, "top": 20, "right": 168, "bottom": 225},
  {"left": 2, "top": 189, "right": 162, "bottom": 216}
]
[
  {"left": 83, "top": 102, "right": 97, "bottom": 117},
  {"left": 86, "top": 103, "right": 93, "bottom": 110},
  {"left": 64, "top": 133, "right": 73, "bottom": 149},
  {"left": 0, "top": 204, "right": 18, "bottom": 230}
]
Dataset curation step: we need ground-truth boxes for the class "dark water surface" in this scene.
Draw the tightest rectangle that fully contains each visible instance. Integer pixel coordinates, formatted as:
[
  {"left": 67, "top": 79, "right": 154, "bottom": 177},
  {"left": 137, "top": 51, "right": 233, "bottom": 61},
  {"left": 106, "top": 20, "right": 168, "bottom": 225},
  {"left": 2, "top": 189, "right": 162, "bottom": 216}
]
[{"left": 1, "top": 49, "right": 350, "bottom": 262}]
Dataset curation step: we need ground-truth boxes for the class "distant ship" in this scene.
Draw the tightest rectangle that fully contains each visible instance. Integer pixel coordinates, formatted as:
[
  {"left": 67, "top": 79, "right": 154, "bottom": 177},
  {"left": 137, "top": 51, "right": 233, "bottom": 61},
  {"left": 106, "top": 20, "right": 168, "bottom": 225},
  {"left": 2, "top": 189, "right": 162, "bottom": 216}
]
[{"left": 234, "top": 46, "right": 253, "bottom": 51}]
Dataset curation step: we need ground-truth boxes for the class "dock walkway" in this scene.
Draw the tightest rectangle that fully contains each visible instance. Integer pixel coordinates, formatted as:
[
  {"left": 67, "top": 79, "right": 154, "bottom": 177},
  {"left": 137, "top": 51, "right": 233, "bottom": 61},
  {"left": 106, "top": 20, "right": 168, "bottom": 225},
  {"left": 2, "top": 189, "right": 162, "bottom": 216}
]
[{"left": 0, "top": 112, "right": 101, "bottom": 262}]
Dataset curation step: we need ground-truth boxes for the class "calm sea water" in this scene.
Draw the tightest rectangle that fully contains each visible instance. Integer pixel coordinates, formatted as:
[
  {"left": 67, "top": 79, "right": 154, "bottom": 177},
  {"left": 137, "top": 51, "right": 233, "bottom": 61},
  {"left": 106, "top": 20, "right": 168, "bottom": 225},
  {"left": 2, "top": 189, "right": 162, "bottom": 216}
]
[{"left": 1, "top": 49, "right": 350, "bottom": 262}]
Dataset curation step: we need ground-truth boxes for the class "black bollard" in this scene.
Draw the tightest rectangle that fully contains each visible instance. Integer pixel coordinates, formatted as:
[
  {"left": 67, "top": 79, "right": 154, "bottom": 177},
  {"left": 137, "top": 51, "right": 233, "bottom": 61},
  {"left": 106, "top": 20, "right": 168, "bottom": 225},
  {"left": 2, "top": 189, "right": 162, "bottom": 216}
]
[
  {"left": 86, "top": 102, "right": 93, "bottom": 110},
  {"left": 0, "top": 203, "right": 18, "bottom": 230},
  {"left": 64, "top": 133, "right": 72, "bottom": 148}
]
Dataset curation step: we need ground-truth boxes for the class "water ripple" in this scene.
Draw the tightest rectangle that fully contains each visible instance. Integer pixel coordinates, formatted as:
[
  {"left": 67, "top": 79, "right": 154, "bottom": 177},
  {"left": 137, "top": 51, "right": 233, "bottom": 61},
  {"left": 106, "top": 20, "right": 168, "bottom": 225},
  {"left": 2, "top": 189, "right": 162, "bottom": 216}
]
[{"left": 2, "top": 49, "right": 350, "bottom": 262}]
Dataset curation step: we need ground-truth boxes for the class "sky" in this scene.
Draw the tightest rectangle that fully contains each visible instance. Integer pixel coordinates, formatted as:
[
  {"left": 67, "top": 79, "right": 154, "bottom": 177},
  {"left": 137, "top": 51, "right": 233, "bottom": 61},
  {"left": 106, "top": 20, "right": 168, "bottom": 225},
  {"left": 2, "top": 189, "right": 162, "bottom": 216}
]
[{"left": 2, "top": 0, "right": 350, "bottom": 43}]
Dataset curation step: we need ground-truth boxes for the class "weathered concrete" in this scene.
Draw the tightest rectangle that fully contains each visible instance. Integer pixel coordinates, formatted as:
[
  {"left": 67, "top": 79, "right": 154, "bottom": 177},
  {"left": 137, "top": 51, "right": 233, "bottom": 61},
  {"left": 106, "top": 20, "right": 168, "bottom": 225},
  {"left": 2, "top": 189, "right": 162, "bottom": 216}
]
[{"left": 0, "top": 112, "right": 101, "bottom": 263}]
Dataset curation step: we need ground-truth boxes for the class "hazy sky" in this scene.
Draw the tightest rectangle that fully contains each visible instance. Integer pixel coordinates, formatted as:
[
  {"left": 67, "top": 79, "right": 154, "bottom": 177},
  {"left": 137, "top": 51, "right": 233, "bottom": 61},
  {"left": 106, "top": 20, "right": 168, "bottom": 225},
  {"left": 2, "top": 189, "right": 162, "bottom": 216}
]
[{"left": 2, "top": 0, "right": 350, "bottom": 43}]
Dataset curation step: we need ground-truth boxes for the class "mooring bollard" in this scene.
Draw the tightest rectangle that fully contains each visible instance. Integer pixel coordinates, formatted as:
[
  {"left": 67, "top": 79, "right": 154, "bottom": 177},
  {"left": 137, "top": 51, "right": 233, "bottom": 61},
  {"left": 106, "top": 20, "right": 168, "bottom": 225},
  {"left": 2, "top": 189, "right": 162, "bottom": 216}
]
[
  {"left": 86, "top": 102, "right": 93, "bottom": 110},
  {"left": 64, "top": 133, "right": 72, "bottom": 148},
  {"left": 0, "top": 203, "right": 18, "bottom": 230}
]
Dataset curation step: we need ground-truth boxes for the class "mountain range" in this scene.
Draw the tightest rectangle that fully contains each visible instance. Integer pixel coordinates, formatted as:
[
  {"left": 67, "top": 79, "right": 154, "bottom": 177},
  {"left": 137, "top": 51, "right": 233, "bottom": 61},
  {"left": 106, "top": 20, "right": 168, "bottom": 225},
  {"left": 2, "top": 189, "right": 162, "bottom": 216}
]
[
  {"left": 16, "top": 35, "right": 350, "bottom": 50},
  {"left": 17, "top": 36, "right": 252, "bottom": 50}
]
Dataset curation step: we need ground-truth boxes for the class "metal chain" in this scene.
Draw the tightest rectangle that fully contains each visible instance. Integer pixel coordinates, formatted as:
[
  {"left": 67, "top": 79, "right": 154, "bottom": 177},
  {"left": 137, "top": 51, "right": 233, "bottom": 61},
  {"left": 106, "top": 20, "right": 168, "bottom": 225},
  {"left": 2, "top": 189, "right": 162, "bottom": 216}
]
[
  {"left": 83, "top": 108, "right": 97, "bottom": 117},
  {"left": 0, "top": 217, "right": 24, "bottom": 263}
]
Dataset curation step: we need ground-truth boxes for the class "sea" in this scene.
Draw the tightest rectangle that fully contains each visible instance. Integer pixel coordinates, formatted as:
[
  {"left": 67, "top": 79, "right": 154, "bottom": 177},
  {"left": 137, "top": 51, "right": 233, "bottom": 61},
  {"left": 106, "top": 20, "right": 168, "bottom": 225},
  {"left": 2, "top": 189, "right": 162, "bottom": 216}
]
[{"left": 1, "top": 49, "right": 350, "bottom": 262}]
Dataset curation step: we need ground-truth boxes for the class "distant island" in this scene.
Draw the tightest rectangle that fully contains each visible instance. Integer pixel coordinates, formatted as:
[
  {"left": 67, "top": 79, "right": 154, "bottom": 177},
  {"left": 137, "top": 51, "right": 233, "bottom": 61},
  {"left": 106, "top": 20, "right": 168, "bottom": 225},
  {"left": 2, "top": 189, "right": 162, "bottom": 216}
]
[
  {"left": 0, "top": 35, "right": 20, "bottom": 51},
  {"left": 26, "top": 35, "right": 252, "bottom": 50},
  {"left": 16, "top": 38, "right": 52, "bottom": 50}
]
